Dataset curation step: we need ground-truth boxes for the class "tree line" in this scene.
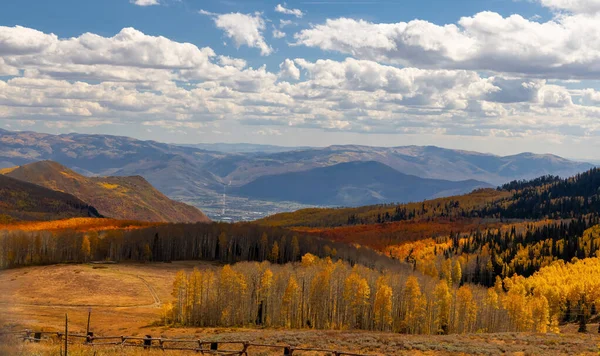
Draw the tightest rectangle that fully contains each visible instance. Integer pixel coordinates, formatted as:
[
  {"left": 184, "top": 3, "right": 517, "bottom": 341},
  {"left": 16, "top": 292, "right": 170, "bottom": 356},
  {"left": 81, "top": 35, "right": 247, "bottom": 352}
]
[
  {"left": 164, "top": 254, "right": 578, "bottom": 334},
  {"left": 0, "top": 222, "right": 400, "bottom": 270}
]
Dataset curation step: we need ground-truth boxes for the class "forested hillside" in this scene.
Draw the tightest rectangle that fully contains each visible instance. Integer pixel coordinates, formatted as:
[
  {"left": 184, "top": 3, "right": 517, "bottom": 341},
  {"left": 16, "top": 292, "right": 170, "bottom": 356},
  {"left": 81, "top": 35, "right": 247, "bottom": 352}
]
[
  {"left": 3, "top": 161, "right": 210, "bottom": 223},
  {"left": 258, "top": 168, "right": 600, "bottom": 292},
  {"left": 0, "top": 174, "right": 101, "bottom": 223},
  {"left": 261, "top": 168, "right": 600, "bottom": 227}
]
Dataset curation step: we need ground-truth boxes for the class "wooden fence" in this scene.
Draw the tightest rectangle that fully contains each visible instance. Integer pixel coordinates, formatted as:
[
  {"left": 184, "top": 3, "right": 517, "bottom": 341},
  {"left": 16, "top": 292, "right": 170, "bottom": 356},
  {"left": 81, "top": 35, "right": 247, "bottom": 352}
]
[{"left": 1, "top": 330, "right": 371, "bottom": 355}]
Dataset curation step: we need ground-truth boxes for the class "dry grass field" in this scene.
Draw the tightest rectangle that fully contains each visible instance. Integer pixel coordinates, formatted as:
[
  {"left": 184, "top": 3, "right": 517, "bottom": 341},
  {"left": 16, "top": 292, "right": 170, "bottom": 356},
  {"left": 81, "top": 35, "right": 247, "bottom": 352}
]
[{"left": 1, "top": 262, "right": 600, "bottom": 355}]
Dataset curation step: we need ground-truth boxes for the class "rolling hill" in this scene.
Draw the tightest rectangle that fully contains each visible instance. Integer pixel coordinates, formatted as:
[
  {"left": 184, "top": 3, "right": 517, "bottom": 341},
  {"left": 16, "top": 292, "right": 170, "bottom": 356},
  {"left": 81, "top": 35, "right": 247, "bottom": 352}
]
[
  {"left": 2, "top": 161, "right": 210, "bottom": 223},
  {"left": 234, "top": 161, "right": 491, "bottom": 206},
  {"left": 0, "top": 174, "right": 101, "bottom": 223}
]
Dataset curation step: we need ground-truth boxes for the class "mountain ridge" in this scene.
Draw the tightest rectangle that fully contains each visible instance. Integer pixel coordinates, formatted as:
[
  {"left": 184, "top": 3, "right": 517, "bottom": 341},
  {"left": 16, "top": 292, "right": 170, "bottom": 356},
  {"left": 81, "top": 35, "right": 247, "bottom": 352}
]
[
  {"left": 0, "top": 174, "right": 101, "bottom": 223},
  {"left": 235, "top": 161, "right": 492, "bottom": 206},
  {"left": 2, "top": 161, "right": 210, "bottom": 223}
]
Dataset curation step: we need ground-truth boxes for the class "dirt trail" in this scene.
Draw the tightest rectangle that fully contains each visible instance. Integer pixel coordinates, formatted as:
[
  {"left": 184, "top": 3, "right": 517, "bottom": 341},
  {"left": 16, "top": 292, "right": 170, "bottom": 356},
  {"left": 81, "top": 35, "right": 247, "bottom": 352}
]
[{"left": 136, "top": 275, "right": 161, "bottom": 307}]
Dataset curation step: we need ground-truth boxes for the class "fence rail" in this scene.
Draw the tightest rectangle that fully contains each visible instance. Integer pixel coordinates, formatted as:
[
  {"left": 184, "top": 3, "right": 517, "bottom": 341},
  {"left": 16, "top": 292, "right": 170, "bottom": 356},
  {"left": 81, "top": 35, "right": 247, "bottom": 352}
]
[{"left": 1, "top": 329, "right": 372, "bottom": 355}]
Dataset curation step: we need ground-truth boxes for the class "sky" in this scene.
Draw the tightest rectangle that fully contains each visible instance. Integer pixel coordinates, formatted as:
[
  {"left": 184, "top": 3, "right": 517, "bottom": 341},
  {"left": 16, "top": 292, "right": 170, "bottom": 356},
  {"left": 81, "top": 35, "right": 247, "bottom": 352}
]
[{"left": 1, "top": 0, "right": 600, "bottom": 159}]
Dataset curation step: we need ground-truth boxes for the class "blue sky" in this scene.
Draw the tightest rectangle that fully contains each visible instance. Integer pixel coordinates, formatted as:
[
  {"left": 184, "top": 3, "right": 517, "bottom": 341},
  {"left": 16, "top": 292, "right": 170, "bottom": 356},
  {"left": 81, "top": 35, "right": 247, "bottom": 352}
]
[{"left": 1, "top": 0, "right": 600, "bottom": 159}]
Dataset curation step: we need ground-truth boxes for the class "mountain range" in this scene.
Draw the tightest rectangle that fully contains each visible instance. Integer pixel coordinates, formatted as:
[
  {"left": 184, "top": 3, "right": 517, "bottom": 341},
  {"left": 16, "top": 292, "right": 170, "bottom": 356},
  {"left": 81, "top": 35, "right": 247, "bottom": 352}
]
[{"left": 0, "top": 128, "right": 594, "bottom": 220}]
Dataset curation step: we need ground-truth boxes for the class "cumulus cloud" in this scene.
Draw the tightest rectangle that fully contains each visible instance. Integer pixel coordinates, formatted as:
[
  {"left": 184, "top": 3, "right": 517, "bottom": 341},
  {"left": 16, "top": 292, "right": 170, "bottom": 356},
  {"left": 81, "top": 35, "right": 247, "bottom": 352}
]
[
  {"left": 130, "top": 0, "right": 159, "bottom": 6},
  {"left": 538, "top": 0, "right": 600, "bottom": 13},
  {"left": 273, "top": 28, "right": 286, "bottom": 39},
  {"left": 2, "top": 25, "right": 600, "bottom": 141},
  {"left": 275, "top": 4, "right": 304, "bottom": 18},
  {"left": 293, "top": 11, "right": 600, "bottom": 79},
  {"left": 279, "top": 59, "right": 300, "bottom": 80},
  {"left": 201, "top": 11, "right": 272, "bottom": 56}
]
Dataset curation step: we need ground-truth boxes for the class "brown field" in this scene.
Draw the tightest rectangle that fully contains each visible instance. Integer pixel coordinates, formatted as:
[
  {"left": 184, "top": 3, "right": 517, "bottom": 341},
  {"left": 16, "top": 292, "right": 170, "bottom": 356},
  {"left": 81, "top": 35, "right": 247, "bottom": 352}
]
[{"left": 1, "top": 262, "right": 600, "bottom": 355}]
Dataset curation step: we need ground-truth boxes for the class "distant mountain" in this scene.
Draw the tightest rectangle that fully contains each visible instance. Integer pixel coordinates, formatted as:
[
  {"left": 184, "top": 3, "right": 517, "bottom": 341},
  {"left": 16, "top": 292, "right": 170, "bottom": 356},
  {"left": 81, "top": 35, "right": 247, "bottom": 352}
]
[
  {"left": 3, "top": 161, "right": 210, "bottom": 223},
  {"left": 179, "top": 143, "right": 311, "bottom": 154},
  {"left": 234, "top": 161, "right": 491, "bottom": 206},
  {"left": 210, "top": 145, "right": 594, "bottom": 187},
  {"left": 0, "top": 173, "right": 101, "bottom": 223},
  {"left": 0, "top": 129, "right": 594, "bottom": 220}
]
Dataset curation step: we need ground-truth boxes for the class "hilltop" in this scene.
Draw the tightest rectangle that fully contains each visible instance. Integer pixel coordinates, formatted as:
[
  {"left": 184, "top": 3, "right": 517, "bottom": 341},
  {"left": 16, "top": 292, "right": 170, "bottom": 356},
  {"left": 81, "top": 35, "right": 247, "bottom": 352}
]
[
  {"left": 2, "top": 161, "right": 210, "bottom": 223},
  {"left": 0, "top": 174, "right": 100, "bottom": 223}
]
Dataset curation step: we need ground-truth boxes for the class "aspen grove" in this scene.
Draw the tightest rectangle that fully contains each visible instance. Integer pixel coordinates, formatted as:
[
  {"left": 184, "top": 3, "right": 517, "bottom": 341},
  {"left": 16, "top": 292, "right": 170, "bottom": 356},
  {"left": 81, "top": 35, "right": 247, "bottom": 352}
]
[{"left": 162, "top": 253, "right": 600, "bottom": 334}]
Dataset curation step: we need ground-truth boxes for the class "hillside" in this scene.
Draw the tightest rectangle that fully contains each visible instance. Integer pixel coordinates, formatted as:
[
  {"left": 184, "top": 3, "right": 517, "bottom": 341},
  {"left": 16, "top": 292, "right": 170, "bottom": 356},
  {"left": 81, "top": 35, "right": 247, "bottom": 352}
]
[
  {"left": 3, "top": 161, "right": 210, "bottom": 223},
  {"left": 235, "top": 161, "right": 491, "bottom": 206},
  {"left": 259, "top": 167, "right": 600, "bottom": 288},
  {"left": 0, "top": 174, "right": 101, "bottom": 223}
]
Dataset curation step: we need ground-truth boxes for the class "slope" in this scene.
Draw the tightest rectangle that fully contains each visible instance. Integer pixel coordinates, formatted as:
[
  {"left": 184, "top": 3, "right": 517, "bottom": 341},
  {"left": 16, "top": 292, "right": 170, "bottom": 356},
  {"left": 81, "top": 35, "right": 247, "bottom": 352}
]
[
  {"left": 234, "top": 161, "right": 491, "bottom": 206},
  {"left": 3, "top": 161, "right": 210, "bottom": 223},
  {"left": 0, "top": 174, "right": 101, "bottom": 223}
]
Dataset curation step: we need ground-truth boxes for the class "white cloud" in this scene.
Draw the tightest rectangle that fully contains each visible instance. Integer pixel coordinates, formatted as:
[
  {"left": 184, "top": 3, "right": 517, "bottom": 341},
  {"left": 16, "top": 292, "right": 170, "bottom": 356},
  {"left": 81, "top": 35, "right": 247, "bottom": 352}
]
[
  {"left": 537, "top": 85, "right": 573, "bottom": 107},
  {"left": 2, "top": 25, "right": 600, "bottom": 141},
  {"left": 293, "top": 11, "right": 600, "bottom": 79},
  {"left": 201, "top": 11, "right": 272, "bottom": 56},
  {"left": 279, "top": 59, "right": 300, "bottom": 80},
  {"left": 275, "top": 4, "right": 304, "bottom": 18},
  {"left": 0, "top": 26, "right": 57, "bottom": 55},
  {"left": 581, "top": 88, "right": 600, "bottom": 105},
  {"left": 280, "top": 20, "right": 294, "bottom": 28},
  {"left": 538, "top": 0, "right": 600, "bottom": 13},
  {"left": 273, "top": 28, "right": 286, "bottom": 39},
  {"left": 130, "top": 0, "right": 159, "bottom": 6}
]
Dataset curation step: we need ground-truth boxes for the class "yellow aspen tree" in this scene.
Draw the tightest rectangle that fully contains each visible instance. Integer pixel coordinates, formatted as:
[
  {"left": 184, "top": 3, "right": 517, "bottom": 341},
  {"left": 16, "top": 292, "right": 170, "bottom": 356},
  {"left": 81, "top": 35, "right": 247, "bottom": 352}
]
[
  {"left": 188, "top": 268, "right": 202, "bottom": 324},
  {"left": 81, "top": 235, "right": 91, "bottom": 262},
  {"left": 484, "top": 288, "right": 499, "bottom": 332},
  {"left": 441, "top": 259, "right": 453, "bottom": 285},
  {"left": 529, "top": 290, "right": 550, "bottom": 333},
  {"left": 302, "top": 253, "right": 317, "bottom": 266},
  {"left": 373, "top": 277, "right": 393, "bottom": 331},
  {"left": 219, "top": 265, "right": 247, "bottom": 326},
  {"left": 455, "top": 285, "right": 478, "bottom": 333},
  {"left": 434, "top": 279, "right": 452, "bottom": 334},
  {"left": 343, "top": 272, "right": 370, "bottom": 329},
  {"left": 282, "top": 276, "right": 300, "bottom": 328},
  {"left": 172, "top": 270, "right": 188, "bottom": 323},
  {"left": 502, "top": 283, "right": 530, "bottom": 331},
  {"left": 259, "top": 268, "right": 274, "bottom": 324},
  {"left": 402, "top": 276, "right": 426, "bottom": 334},
  {"left": 452, "top": 260, "right": 462, "bottom": 286}
]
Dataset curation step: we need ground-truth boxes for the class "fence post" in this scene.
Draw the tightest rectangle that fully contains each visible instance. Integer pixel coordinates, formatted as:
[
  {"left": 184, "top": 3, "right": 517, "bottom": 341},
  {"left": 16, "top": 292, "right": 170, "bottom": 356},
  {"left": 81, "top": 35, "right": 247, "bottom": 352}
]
[
  {"left": 64, "top": 313, "right": 68, "bottom": 356},
  {"left": 143, "top": 335, "right": 152, "bottom": 349}
]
